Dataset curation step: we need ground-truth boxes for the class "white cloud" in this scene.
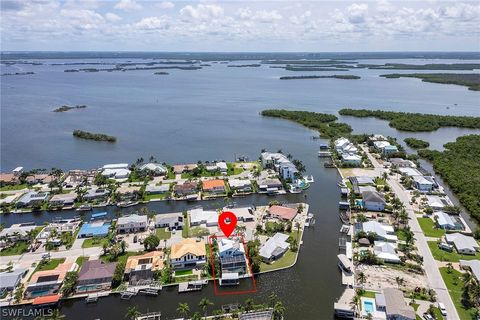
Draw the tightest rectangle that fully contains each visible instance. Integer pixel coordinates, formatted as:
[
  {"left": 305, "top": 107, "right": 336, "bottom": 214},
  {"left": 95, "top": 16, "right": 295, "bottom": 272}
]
[
  {"left": 105, "top": 12, "right": 122, "bottom": 22},
  {"left": 180, "top": 4, "right": 224, "bottom": 21},
  {"left": 236, "top": 8, "right": 282, "bottom": 23},
  {"left": 135, "top": 16, "right": 169, "bottom": 30},
  {"left": 290, "top": 10, "right": 311, "bottom": 25},
  {"left": 114, "top": 0, "right": 142, "bottom": 11},
  {"left": 345, "top": 3, "right": 368, "bottom": 24},
  {"left": 157, "top": 1, "right": 175, "bottom": 10}
]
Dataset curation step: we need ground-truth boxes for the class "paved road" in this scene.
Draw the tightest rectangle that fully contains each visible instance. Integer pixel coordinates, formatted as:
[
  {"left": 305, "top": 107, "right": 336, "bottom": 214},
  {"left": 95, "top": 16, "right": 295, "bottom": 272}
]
[{"left": 362, "top": 147, "right": 459, "bottom": 320}]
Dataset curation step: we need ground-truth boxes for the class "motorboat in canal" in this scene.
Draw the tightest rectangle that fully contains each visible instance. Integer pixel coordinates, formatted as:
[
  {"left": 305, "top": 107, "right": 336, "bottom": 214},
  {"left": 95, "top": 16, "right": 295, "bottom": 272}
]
[
  {"left": 117, "top": 201, "right": 138, "bottom": 208},
  {"left": 76, "top": 204, "right": 92, "bottom": 211}
]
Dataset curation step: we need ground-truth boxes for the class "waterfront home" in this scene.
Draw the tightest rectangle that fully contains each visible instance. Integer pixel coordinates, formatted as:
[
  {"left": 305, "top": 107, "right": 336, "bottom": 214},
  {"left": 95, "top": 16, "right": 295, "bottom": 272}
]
[
  {"left": 445, "top": 233, "right": 480, "bottom": 255},
  {"left": 218, "top": 238, "right": 247, "bottom": 275},
  {"left": 76, "top": 260, "right": 116, "bottom": 293},
  {"left": 433, "top": 211, "right": 457, "bottom": 230},
  {"left": 349, "top": 176, "right": 375, "bottom": 186},
  {"left": 189, "top": 208, "right": 218, "bottom": 227},
  {"left": 25, "top": 262, "right": 77, "bottom": 299},
  {"left": 0, "top": 194, "right": 19, "bottom": 206},
  {"left": 83, "top": 187, "right": 109, "bottom": 202},
  {"left": 459, "top": 260, "right": 480, "bottom": 281},
  {"left": 279, "top": 162, "right": 299, "bottom": 182},
  {"left": 174, "top": 181, "right": 198, "bottom": 197},
  {"left": 64, "top": 169, "right": 96, "bottom": 187},
  {"left": 257, "top": 178, "right": 283, "bottom": 194},
  {"left": 259, "top": 233, "right": 289, "bottom": 262},
  {"left": 138, "top": 163, "right": 167, "bottom": 176},
  {"left": 25, "top": 174, "right": 55, "bottom": 185},
  {"left": 37, "top": 219, "right": 81, "bottom": 245},
  {"left": 341, "top": 154, "right": 362, "bottom": 165},
  {"left": 358, "top": 221, "right": 398, "bottom": 242},
  {"left": 0, "top": 173, "right": 19, "bottom": 186},
  {"left": 216, "top": 161, "right": 228, "bottom": 173},
  {"left": 155, "top": 212, "right": 184, "bottom": 231},
  {"left": 267, "top": 205, "right": 298, "bottom": 221},
  {"left": 361, "top": 191, "right": 386, "bottom": 212},
  {"left": 116, "top": 185, "right": 141, "bottom": 201},
  {"left": 202, "top": 179, "right": 226, "bottom": 194},
  {"left": 334, "top": 138, "right": 351, "bottom": 153},
  {"left": 373, "top": 140, "right": 391, "bottom": 151},
  {"left": 145, "top": 184, "right": 170, "bottom": 195},
  {"left": 77, "top": 220, "right": 111, "bottom": 238},
  {"left": 238, "top": 310, "right": 273, "bottom": 320},
  {"left": 0, "top": 223, "right": 37, "bottom": 245},
  {"left": 117, "top": 214, "right": 148, "bottom": 233},
  {"left": 173, "top": 164, "right": 198, "bottom": 174},
  {"left": 398, "top": 167, "right": 422, "bottom": 178},
  {"left": 383, "top": 145, "right": 398, "bottom": 155},
  {"left": 389, "top": 158, "right": 416, "bottom": 168},
  {"left": 0, "top": 268, "right": 26, "bottom": 293},
  {"left": 228, "top": 207, "right": 255, "bottom": 223},
  {"left": 261, "top": 152, "right": 299, "bottom": 181},
  {"left": 170, "top": 238, "right": 206, "bottom": 270},
  {"left": 374, "top": 241, "right": 401, "bottom": 263},
  {"left": 101, "top": 163, "right": 130, "bottom": 180},
  {"left": 412, "top": 175, "right": 434, "bottom": 192},
  {"left": 228, "top": 179, "right": 253, "bottom": 194},
  {"left": 337, "top": 253, "right": 353, "bottom": 274},
  {"left": 15, "top": 191, "right": 49, "bottom": 208},
  {"left": 124, "top": 251, "right": 165, "bottom": 284},
  {"left": 48, "top": 192, "right": 77, "bottom": 207},
  {"left": 425, "top": 195, "right": 453, "bottom": 211},
  {"left": 375, "top": 288, "right": 415, "bottom": 320}
]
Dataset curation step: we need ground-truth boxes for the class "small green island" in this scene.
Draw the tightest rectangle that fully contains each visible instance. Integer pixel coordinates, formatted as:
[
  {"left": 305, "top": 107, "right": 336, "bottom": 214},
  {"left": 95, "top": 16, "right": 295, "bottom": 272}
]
[
  {"left": 380, "top": 73, "right": 480, "bottom": 91},
  {"left": 359, "top": 63, "right": 480, "bottom": 70},
  {"left": 418, "top": 135, "right": 480, "bottom": 222},
  {"left": 404, "top": 137, "right": 430, "bottom": 149},
  {"left": 1, "top": 71, "right": 35, "bottom": 76},
  {"left": 227, "top": 64, "right": 261, "bottom": 68},
  {"left": 73, "top": 130, "right": 117, "bottom": 142},
  {"left": 261, "top": 59, "right": 357, "bottom": 65},
  {"left": 280, "top": 75, "right": 360, "bottom": 80},
  {"left": 285, "top": 66, "right": 349, "bottom": 72},
  {"left": 53, "top": 105, "right": 87, "bottom": 112},
  {"left": 154, "top": 72, "right": 169, "bottom": 75},
  {"left": 261, "top": 109, "right": 352, "bottom": 138},
  {"left": 339, "top": 108, "right": 480, "bottom": 131}
]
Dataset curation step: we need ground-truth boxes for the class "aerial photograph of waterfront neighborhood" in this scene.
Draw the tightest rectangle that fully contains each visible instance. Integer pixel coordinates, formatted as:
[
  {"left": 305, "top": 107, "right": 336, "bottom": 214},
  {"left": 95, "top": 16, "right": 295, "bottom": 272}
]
[{"left": 1, "top": 1, "right": 480, "bottom": 320}]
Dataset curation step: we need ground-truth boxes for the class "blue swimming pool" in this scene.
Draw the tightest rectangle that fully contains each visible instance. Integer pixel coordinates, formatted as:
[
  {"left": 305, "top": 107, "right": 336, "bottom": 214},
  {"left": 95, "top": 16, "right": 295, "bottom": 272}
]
[{"left": 363, "top": 300, "right": 374, "bottom": 313}]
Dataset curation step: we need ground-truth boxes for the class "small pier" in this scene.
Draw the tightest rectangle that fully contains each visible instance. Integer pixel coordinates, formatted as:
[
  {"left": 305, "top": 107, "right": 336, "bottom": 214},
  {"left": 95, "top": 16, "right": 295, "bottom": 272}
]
[
  {"left": 120, "top": 291, "right": 136, "bottom": 300},
  {"left": 305, "top": 213, "right": 316, "bottom": 227},
  {"left": 178, "top": 280, "right": 205, "bottom": 293},
  {"left": 136, "top": 312, "right": 162, "bottom": 320}
]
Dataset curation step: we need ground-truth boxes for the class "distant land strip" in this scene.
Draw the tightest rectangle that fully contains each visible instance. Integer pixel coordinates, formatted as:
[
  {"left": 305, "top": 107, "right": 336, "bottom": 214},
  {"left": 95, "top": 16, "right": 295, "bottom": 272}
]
[
  {"left": 339, "top": 108, "right": 480, "bottom": 131},
  {"left": 53, "top": 105, "right": 87, "bottom": 112},
  {"left": 73, "top": 130, "right": 116, "bottom": 142},
  {"left": 280, "top": 75, "right": 360, "bottom": 80},
  {"left": 379, "top": 73, "right": 480, "bottom": 91}
]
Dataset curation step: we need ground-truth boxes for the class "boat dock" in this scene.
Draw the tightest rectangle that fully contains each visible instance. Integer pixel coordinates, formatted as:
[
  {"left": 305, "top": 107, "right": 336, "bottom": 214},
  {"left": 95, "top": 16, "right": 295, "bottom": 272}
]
[
  {"left": 136, "top": 312, "right": 162, "bottom": 320},
  {"left": 178, "top": 280, "right": 206, "bottom": 293}
]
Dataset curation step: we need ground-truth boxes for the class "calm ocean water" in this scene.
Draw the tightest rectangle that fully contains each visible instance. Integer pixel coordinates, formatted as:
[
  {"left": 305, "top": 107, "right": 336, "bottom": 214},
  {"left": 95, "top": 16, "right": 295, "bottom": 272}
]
[{"left": 0, "top": 53, "right": 479, "bottom": 319}]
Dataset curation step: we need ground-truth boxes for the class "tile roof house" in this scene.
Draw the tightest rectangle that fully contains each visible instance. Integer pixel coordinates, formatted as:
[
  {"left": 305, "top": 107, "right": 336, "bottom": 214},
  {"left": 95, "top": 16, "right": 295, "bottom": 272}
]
[
  {"left": 257, "top": 178, "right": 283, "bottom": 193},
  {"left": 174, "top": 181, "right": 198, "bottom": 197},
  {"left": 116, "top": 185, "right": 141, "bottom": 201},
  {"left": 83, "top": 188, "right": 109, "bottom": 201},
  {"left": 202, "top": 179, "right": 226, "bottom": 194},
  {"left": 173, "top": 164, "right": 198, "bottom": 174},
  {"left": 445, "top": 233, "right": 479, "bottom": 255},
  {"left": 267, "top": 205, "right": 298, "bottom": 221},
  {"left": 170, "top": 238, "right": 206, "bottom": 270},
  {"left": 49, "top": 192, "right": 77, "bottom": 207},
  {"left": 145, "top": 184, "right": 170, "bottom": 194},
  {"left": 125, "top": 251, "right": 165, "bottom": 284},
  {"left": 228, "top": 179, "right": 253, "bottom": 194},
  {"left": 0, "top": 173, "right": 18, "bottom": 185},
  {"left": 25, "top": 262, "right": 77, "bottom": 299},
  {"left": 76, "top": 260, "right": 116, "bottom": 293},
  {"left": 116, "top": 214, "right": 148, "bottom": 234},
  {"left": 259, "top": 233, "right": 289, "bottom": 262}
]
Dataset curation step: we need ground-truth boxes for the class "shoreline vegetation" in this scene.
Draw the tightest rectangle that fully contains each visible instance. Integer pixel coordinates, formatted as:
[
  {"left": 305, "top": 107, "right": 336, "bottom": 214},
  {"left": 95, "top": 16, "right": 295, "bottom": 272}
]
[
  {"left": 280, "top": 75, "right": 360, "bottom": 80},
  {"left": 338, "top": 108, "right": 480, "bottom": 131},
  {"left": 153, "top": 72, "right": 169, "bottom": 75},
  {"left": 360, "top": 63, "right": 480, "bottom": 70},
  {"left": 261, "top": 109, "right": 352, "bottom": 138},
  {"left": 380, "top": 73, "right": 480, "bottom": 91},
  {"left": 53, "top": 105, "right": 87, "bottom": 112},
  {"left": 285, "top": 66, "right": 349, "bottom": 71},
  {"left": 227, "top": 64, "right": 261, "bottom": 67},
  {"left": 64, "top": 66, "right": 202, "bottom": 73},
  {"left": 403, "top": 137, "right": 430, "bottom": 149},
  {"left": 418, "top": 135, "right": 480, "bottom": 222},
  {"left": 1, "top": 71, "right": 35, "bottom": 76},
  {"left": 72, "top": 130, "right": 117, "bottom": 142}
]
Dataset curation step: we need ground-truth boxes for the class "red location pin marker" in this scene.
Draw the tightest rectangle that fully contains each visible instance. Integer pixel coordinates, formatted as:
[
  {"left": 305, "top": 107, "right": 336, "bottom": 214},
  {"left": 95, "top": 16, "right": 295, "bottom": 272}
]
[{"left": 218, "top": 211, "right": 237, "bottom": 238}]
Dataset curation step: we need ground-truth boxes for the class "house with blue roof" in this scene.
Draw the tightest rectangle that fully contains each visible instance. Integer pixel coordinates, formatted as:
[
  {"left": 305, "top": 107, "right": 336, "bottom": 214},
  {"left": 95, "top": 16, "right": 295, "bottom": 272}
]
[{"left": 78, "top": 220, "right": 111, "bottom": 238}]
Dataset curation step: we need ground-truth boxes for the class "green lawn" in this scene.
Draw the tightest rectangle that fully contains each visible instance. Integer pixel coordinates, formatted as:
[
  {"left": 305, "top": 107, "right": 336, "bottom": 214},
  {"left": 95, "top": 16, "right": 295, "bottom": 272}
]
[
  {"left": 432, "top": 307, "right": 445, "bottom": 320},
  {"left": 82, "top": 237, "right": 110, "bottom": 248},
  {"left": 428, "top": 241, "right": 480, "bottom": 262},
  {"left": 189, "top": 227, "right": 210, "bottom": 237},
  {"left": 144, "top": 193, "right": 170, "bottom": 201},
  {"left": 0, "top": 184, "right": 28, "bottom": 191},
  {"left": 227, "top": 163, "right": 244, "bottom": 176},
  {"left": 260, "top": 250, "right": 297, "bottom": 272},
  {"left": 75, "top": 256, "right": 89, "bottom": 267},
  {"left": 360, "top": 290, "right": 377, "bottom": 298},
  {"left": 0, "top": 241, "right": 29, "bottom": 256},
  {"left": 417, "top": 218, "right": 446, "bottom": 238},
  {"left": 396, "top": 229, "right": 408, "bottom": 241},
  {"left": 155, "top": 228, "right": 171, "bottom": 240},
  {"left": 29, "top": 258, "right": 66, "bottom": 280},
  {"left": 175, "top": 269, "right": 193, "bottom": 276},
  {"left": 100, "top": 251, "right": 141, "bottom": 264},
  {"left": 182, "top": 215, "right": 190, "bottom": 238},
  {"left": 439, "top": 267, "right": 476, "bottom": 320}
]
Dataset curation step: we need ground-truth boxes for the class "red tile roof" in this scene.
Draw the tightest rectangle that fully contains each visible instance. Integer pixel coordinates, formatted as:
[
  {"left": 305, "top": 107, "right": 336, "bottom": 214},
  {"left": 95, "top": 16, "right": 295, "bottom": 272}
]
[
  {"left": 268, "top": 205, "right": 298, "bottom": 221},
  {"left": 32, "top": 294, "right": 60, "bottom": 305}
]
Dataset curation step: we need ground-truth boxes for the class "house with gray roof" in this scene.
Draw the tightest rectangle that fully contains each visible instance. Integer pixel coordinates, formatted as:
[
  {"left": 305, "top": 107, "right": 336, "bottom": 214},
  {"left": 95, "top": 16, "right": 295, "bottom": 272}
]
[
  {"left": 15, "top": 191, "right": 48, "bottom": 208},
  {"left": 259, "top": 233, "right": 289, "bottom": 262},
  {"left": 460, "top": 260, "right": 480, "bottom": 281},
  {"left": 0, "top": 268, "right": 27, "bottom": 292},
  {"left": 0, "top": 223, "right": 37, "bottom": 244},
  {"left": 362, "top": 191, "right": 386, "bottom": 211},
  {"left": 155, "top": 212, "right": 184, "bottom": 231},
  {"left": 117, "top": 214, "right": 148, "bottom": 233},
  {"left": 376, "top": 288, "right": 415, "bottom": 320},
  {"left": 139, "top": 163, "right": 167, "bottom": 176},
  {"left": 76, "top": 260, "right": 116, "bottom": 293},
  {"left": 445, "top": 233, "right": 480, "bottom": 255}
]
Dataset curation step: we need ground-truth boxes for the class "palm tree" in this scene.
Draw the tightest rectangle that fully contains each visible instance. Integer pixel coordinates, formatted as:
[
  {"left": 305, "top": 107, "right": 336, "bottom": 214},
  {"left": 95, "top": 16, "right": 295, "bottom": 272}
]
[
  {"left": 446, "top": 262, "right": 453, "bottom": 273},
  {"left": 357, "top": 272, "right": 366, "bottom": 285},
  {"left": 191, "top": 313, "right": 202, "bottom": 320},
  {"left": 125, "top": 306, "right": 141, "bottom": 320},
  {"left": 198, "top": 298, "right": 213, "bottom": 319},
  {"left": 351, "top": 294, "right": 360, "bottom": 313},
  {"left": 244, "top": 298, "right": 254, "bottom": 312},
  {"left": 295, "top": 222, "right": 301, "bottom": 241},
  {"left": 272, "top": 301, "right": 285, "bottom": 320},
  {"left": 102, "top": 242, "right": 109, "bottom": 255},
  {"left": 120, "top": 240, "right": 127, "bottom": 254},
  {"left": 177, "top": 302, "right": 190, "bottom": 318},
  {"left": 268, "top": 292, "right": 279, "bottom": 307}
]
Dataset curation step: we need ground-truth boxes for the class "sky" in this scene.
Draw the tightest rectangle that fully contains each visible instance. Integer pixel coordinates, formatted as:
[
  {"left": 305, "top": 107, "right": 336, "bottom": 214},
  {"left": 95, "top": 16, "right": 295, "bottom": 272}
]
[{"left": 1, "top": 0, "right": 480, "bottom": 52}]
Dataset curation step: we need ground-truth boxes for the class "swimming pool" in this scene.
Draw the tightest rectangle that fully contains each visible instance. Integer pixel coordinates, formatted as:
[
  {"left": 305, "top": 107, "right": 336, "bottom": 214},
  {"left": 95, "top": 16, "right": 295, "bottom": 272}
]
[{"left": 363, "top": 300, "right": 374, "bottom": 314}]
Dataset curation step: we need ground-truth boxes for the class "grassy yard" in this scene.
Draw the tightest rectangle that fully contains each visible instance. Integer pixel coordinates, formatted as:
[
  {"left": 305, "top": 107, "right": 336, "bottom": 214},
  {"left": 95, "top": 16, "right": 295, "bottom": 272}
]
[
  {"left": 100, "top": 251, "right": 141, "bottom": 264},
  {"left": 360, "top": 290, "right": 377, "bottom": 298},
  {"left": 175, "top": 269, "right": 193, "bottom": 276},
  {"left": 82, "top": 237, "right": 110, "bottom": 248},
  {"left": 227, "top": 163, "right": 244, "bottom": 176},
  {"left": 144, "top": 193, "right": 170, "bottom": 201},
  {"left": 439, "top": 267, "right": 476, "bottom": 320},
  {"left": 75, "top": 256, "right": 89, "bottom": 267},
  {"left": 417, "top": 218, "right": 445, "bottom": 238},
  {"left": 428, "top": 241, "right": 480, "bottom": 262},
  {"left": 0, "top": 184, "right": 28, "bottom": 191},
  {"left": 0, "top": 241, "right": 29, "bottom": 256},
  {"left": 189, "top": 227, "right": 210, "bottom": 238},
  {"left": 155, "top": 228, "right": 171, "bottom": 240},
  {"left": 396, "top": 229, "right": 408, "bottom": 241},
  {"left": 29, "top": 258, "right": 66, "bottom": 280},
  {"left": 182, "top": 215, "right": 190, "bottom": 238},
  {"left": 260, "top": 250, "right": 297, "bottom": 272}
]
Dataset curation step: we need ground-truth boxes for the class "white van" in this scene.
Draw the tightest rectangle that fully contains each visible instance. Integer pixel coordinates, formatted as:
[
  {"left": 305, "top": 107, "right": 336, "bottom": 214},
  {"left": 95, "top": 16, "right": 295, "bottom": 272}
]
[{"left": 438, "top": 302, "right": 447, "bottom": 316}]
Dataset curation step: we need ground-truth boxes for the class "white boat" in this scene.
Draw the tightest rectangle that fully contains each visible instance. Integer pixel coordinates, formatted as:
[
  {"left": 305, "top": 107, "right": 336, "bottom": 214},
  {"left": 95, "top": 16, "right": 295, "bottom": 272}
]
[
  {"left": 117, "top": 201, "right": 138, "bottom": 208},
  {"left": 76, "top": 204, "right": 92, "bottom": 211},
  {"left": 304, "top": 175, "right": 314, "bottom": 183}
]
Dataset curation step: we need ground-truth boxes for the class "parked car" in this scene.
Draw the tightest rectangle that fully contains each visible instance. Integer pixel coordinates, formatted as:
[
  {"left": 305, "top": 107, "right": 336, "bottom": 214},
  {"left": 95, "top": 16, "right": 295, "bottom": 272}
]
[
  {"left": 42, "top": 252, "right": 51, "bottom": 259},
  {"left": 438, "top": 302, "right": 447, "bottom": 316},
  {"left": 423, "top": 313, "right": 434, "bottom": 320}
]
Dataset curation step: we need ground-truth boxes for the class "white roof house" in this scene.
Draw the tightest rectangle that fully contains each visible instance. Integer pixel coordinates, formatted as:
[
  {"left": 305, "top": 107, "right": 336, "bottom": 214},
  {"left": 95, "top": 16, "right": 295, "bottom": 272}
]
[
  {"left": 117, "top": 214, "right": 148, "bottom": 228},
  {"left": 335, "top": 138, "right": 350, "bottom": 152},
  {"left": 103, "top": 163, "right": 129, "bottom": 170},
  {"left": 398, "top": 167, "right": 422, "bottom": 177},
  {"left": 0, "top": 224, "right": 37, "bottom": 240},
  {"left": 361, "top": 221, "right": 398, "bottom": 242},
  {"left": 460, "top": 260, "right": 480, "bottom": 281},
  {"left": 139, "top": 163, "right": 167, "bottom": 174},
  {"left": 374, "top": 241, "right": 401, "bottom": 263},
  {"left": 445, "top": 233, "right": 479, "bottom": 254},
  {"left": 426, "top": 195, "right": 453, "bottom": 211},
  {"left": 228, "top": 179, "right": 252, "bottom": 189},
  {"left": 259, "top": 233, "right": 289, "bottom": 261},
  {"left": 145, "top": 184, "right": 170, "bottom": 194},
  {"left": 373, "top": 141, "right": 391, "bottom": 150},
  {"left": 218, "top": 238, "right": 245, "bottom": 258},
  {"left": 341, "top": 154, "right": 362, "bottom": 164},
  {"left": 227, "top": 207, "right": 255, "bottom": 222},
  {"left": 189, "top": 208, "right": 218, "bottom": 226},
  {"left": 412, "top": 175, "right": 434, "bottom": 191},
  {"left": 433, "top": 211, "right": 456, "bottom": 230},
  {"left": 101, "top": 168, "right": 131, "bottom": 180},
  {"left": 216, "top": 162, "right": 228, "bottom": 173}
]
